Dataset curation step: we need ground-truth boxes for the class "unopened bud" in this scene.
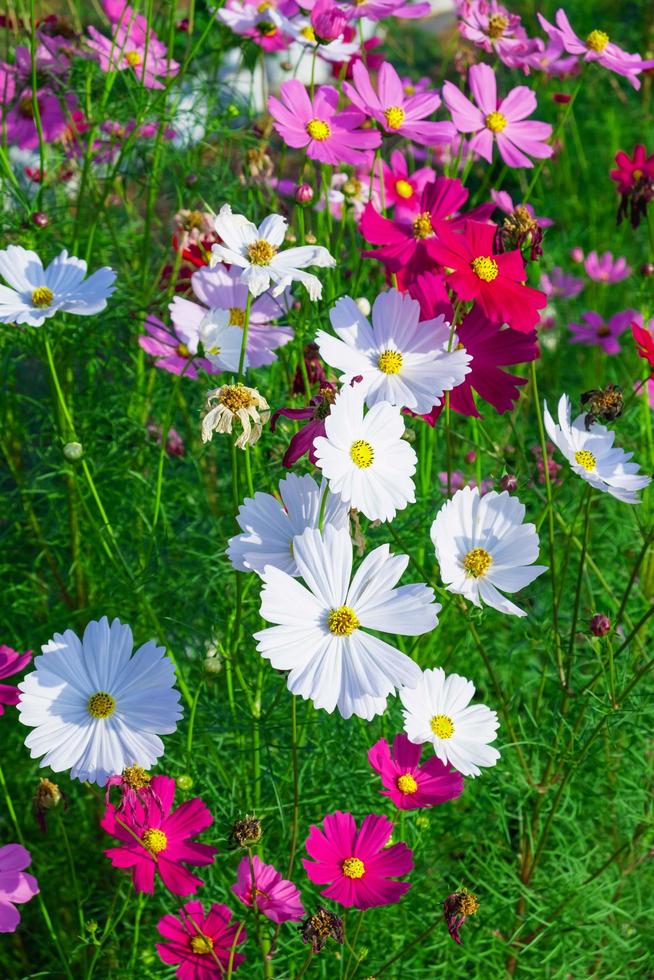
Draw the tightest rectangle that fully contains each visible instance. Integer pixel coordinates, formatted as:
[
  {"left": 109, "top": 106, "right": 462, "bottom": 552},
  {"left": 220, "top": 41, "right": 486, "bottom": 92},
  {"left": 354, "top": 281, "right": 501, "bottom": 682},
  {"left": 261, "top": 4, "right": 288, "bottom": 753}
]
[
  {"left": 464, "top": 450, "right": 476, "bottom": 464},
  {"left": 295, "top": 182, "right": 314, "bottom": 205},
  {"left": 640, "top": 262, "right": 654, "bottom": 277},
  {"left": 31, "top": 211, "right": 49, "bottom": 228},
  {"left": 552, "top": 92, "right": 571, "bottom": 104},
  {"left": 570, "top": 247, "right": 584, "bottom": 264},
  {"left": 590, "top": 613, "right": 610, "bottom": 637},
  {"left": 500, "top": 474, "right": 518, "bottom": 492},
  {"left": 176, "top": 774, "right": 194, "bottom": 791},
  {"left": 63, "top": 441, "right": 83, "bottom": 461}
]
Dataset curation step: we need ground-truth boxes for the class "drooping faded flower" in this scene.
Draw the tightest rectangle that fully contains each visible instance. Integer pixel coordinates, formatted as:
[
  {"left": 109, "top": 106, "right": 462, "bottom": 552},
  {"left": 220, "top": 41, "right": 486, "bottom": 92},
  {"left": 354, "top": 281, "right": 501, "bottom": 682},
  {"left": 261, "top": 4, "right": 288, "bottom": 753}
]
[
  {"left": 299, "top": 906, "right": 344, "bottom": 953},
  {"left": 232, "top": 855, "right": 304, "bottom": 923},
  {"left": 201, "top": 384, "right": 270, "bottom": 450},
  {"left": 443, "top": 887, "right": 479, "bottom": 945}
]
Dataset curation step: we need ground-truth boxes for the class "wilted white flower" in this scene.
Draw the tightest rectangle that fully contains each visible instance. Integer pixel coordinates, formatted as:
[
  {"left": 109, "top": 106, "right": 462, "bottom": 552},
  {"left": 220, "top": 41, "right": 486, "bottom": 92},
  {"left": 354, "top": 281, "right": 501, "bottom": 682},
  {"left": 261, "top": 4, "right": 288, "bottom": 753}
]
[{"left": 201, "top": 383, "right": 270, "bottom": 449}]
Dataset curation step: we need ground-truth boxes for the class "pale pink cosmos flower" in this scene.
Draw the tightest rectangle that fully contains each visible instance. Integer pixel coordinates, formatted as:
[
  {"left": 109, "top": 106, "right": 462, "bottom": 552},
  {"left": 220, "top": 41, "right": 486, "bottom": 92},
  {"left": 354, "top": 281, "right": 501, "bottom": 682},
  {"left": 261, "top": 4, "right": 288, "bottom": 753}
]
[
  {"left": 443, "top": 62, "right": 553, "bottom": 168},
  {"left": 269, "top": 81, "right": 380, "bottom": 166},
  {"left": 0, "top": 845, "right": 39, "bottom": 933},
  {"left": 343, "top": 61, "right": 456, "bottom": 147},
  {"left": 568, "top": 309, "right": 638, "bottom": 355},
  {"left": 87, "top": 18, "right": 179, "bottom": 89},
  {"left": 232, "top": 856, "right": 304, "bottom": 923},
  {"left": 583, "top": 251, "right": 632, "bottom": 284},
  {"left": 327, "top": 0, "right": 430, "bottom": 21},
  {"left": 456, "top": 0, "right": 533, "bottom": 69},
  {"left": 540, "top": 266, "right": 584, "bottom": 299}
]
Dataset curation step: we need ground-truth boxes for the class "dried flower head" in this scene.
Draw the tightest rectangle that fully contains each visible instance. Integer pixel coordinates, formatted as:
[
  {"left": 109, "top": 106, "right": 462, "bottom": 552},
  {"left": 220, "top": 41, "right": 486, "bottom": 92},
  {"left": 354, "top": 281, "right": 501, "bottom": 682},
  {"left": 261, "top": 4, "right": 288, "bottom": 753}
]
[
  {"left": 201, "top": 384, "right": 270, "bottom": 450},
  {"left": 444, "top": 888, "right": 479, "bottom": 945},
  {"left": 229, "top": 815, "right": 263, "bottom": 849},
  {"left": 33, "top": 778, "right": 65, "bottom": 832},
  {"left": 299, "top": 906, "right": 344, "bottom": 953}
]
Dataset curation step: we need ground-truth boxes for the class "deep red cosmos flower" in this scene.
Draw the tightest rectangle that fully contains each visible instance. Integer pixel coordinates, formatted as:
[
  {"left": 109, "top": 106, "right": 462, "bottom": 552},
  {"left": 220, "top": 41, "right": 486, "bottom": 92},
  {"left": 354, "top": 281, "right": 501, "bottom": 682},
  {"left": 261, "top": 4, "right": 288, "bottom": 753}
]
[
  {"left": 633, "top": 319, "right": 654, "bottom": 371},
  {"left": 270, "top": 382, "right": 336, "bottom": 467},
  {"left": 429, "top": 219, "right": 546, "bottom": 333},
  {"left": 610, "top": 144, "right": 654, "bottom": 194}
]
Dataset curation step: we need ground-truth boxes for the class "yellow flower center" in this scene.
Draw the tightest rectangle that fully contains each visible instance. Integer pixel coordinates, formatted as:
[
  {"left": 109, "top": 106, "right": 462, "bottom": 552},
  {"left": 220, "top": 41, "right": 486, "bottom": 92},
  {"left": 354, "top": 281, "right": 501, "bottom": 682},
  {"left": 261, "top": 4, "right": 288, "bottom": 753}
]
[
  {"left": 459, "top": 889, "right": 480, "bottom": 916},
  {"left": 247, "top": 239, "right": 277, "bottom": 265},
  {"left": 397, "top": 773, "right": 418, "bottom": 794},
  {"left": 123, "top": 765, "right": 150, "bottom": 790},
  {"left": 207, "top": 345, "right": 221, "bottom": 356},
  {"left": 412, "top": 211, "right": 434, "bottom": 240},
  {"left": 306, "top": 118, "right": 331, "bottom": 141},
  {"left": 19, "top": 96, "right": 34, "bottom": 118},
  {"left": 177, "top": 342, "right": 191, "bottom": 358},
  {"left": 463, "top": 547, "right": 493, "bottom": 578},
  {"left": 384, "top": 106, "right": 405, "bottom": 130},
  {"left": 125, "top": 50, "right": 142, "bottom": 67},
  {"left": 257, "top": 1, "right": 271, "bottom": 9},
  {"left": 343, "top": 178, "right": 361, "bottom": 197},
  {"left": 190, "top": 934, "right": 214, "bottom": 955},
  {"left": 596, "top": 325, "right": 611, "bottom": 337},
  {"left": 301, "top": 25, "right": 316, "bottom": 42},
  {"left": 488, "top": 12, "right": 509, "bottom": 38},
  {"left": 350, "top": 439, "right": 374, "bottom": 468},
  {"left": 485, "top": 111, "right": 507, "bottom": 133},
  {"left": 31, "top": 286, "right": 54, "bottom": 308},
  {"left": 395, "top": 179, "right": 413, "bottom": 199},
  {"left": 327, "top": 606, "right": 360, "bottom": 636},
  {"left": 574, "top": 449, "right": 596, "bottom": 471},
  {"left": 257, "top": 21, "right": 277, "bottom": 36},
  {"left": 471, "top": 256, "right": 499, "bottom": 282},
  {"left": 377, "top": 350, "right": 403, "bottom": 374},
  {"left": 141, "top": 828, "right": 168, "bottom": 854},
  {"left": 342, "top": 857, "right": 366, "bottom": 878},
  {"left": 633, "top": 168, "right": 643, "bottom": 181},
  {"left": 430, "top": 714, "right": 455, "bottom": 739},
  {"left": 87, "top": 691, "right": 116, "bottom": 719},
  {"left": 220, "top": 384, "right": 256, "bottom": 412},
  {"left": 229, "top": 307, "right": 245, "bottom": 326},
  {"left": 586, "top": 29, "right": 609, "bottom": 52}
]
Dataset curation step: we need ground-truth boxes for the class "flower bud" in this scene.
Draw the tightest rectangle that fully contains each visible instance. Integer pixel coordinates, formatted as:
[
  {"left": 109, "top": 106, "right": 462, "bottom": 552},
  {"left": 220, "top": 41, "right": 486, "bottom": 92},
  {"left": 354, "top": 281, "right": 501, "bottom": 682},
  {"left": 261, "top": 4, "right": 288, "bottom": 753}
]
[
  {"left": 203, "top": 655, "right": 223, "bottom": 675},
  {"left": 570, "top": 246, "right": 584, "bottom": 264},
  {"left": 63, "top": 441, "right": 83, "bottom": 461},
  {"left": 31, "top": 211, "right": 49, "bottom": 228},
  {"left": 311, "top": 0, "right": 348, "bottom": 42},
  {"left": 640, "top": 262, "right": 654, "bottom": 277},
  {"left": 500, "top": 474, "right": 518, "bottom": 492},
  {"left": 552, "top": 92, "right": 571, "bottom": 104},
  {"left": 590, "top": 613, "right": 610, "bottom": 637},
  {"left": 176, "top": 774, "right": 194, "bottom": 791},
  {"left": 464, "top": 450, "right": 476, "bottom": 464},
  {"left": 295, "top": 182, "right": 314, "bottom": 205}
]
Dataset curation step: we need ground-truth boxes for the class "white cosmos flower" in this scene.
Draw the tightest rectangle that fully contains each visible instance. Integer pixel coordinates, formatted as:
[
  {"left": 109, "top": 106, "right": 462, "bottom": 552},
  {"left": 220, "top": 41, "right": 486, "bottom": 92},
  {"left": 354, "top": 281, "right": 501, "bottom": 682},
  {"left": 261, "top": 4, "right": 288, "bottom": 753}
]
[
  {"left": 316, "top": 289, "right": 471, "bottom": 414},
  {"left": 198, "top": 308, "right": 245, "bottom": 373},
  {"left": 431, "top": 486, "right": 547, "bottom": 617},
  {"left": 210, "top": 204, "right": 335, "bottom": 300},
  {"left": 0, "top": 246, "right": 116, "bottom": 327},
  {"left": 17, "top": 617, "right": 182, "bottom": 786},
  {"left": 227, "top": 473, "right": 350, "bottom": 576},
  {"left": 400, "top": 667, "right": 500, "bottom": 777},
  {"left": 254, "top": 525, "right": 440, "bottom": 720},
  {"left": 544, "top": 393, "right": 651, "bottom": 504},
  {"left": 313, "top": 382, "right": 417, "bottom": 523}
]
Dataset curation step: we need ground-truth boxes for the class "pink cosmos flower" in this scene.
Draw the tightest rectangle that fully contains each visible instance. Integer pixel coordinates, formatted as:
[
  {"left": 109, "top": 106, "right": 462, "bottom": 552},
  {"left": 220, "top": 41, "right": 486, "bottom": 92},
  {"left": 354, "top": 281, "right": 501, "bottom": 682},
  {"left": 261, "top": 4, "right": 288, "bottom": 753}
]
[
  {"left": 170, "top": 264, "right": 293, "bottom": 369},
  {"left": 333, "top": 0, "right": 430, "bottom": 21},
  {"left": 443, "top": 63, "right": 553, "bottom": 168},
  {"left": 102, "top": 774, "right": 217, "bottom": 896},
  {"left": 102, "top": 0, "right": 149, "bottom": 41},
  {"left": 139, "top": 315, "right": 216, "bottom": 378},
  {"left": 303, "top": 811, "right": 413, "bottom": 910},
  {"left": 368, "top": 734, "right": 464, "bottom": 811},
  {"left": 87, "top": 19, "right": 179, "bottom": 89},
  {"left": 218, "top": 0, "right": 293, "bottom": 52},
  {"left": 0, "top": 646, "right": 31, "bottom": 716},
  {"left": 429, "top": 219, "right": 547, "bottom": 333},
  {"left": 610, "top": 145, "right": 654, "bottom": 194},
  {"left": 269, "top": 81, "right": 380, "bottom": 166},
  {"left": 410, "top": 278, "right": 539, "bottom": 418},
  {"left": 343, "top": 61, "right": 455, "bottom": 147},
  {"left": 568, "top": 310, "right": 638, "bottom": 355},
  {"left": 0, "top": 844, "right": 39, "bottom": 934},
  {"left": 438, "top": 471, "right": 494, "bottom": 495},
  {"left": 491, "top": 189, "right": 552, "bottom": 229},
  {"left": 310, "top": 0, "right": 348, "bottom": 40},
  {"left": 583, "top": 251, "right": 632, "bottom": 284},
  {"left": 232, "top": 856, "right": 304, "bottom": 923},
  {"left": 329, "top": 30, "right": 384, "bottom": 81},
  {"left": 457, "top": 0, "right": 532, "bottom": 69},
  {"left": 537, "top": 9, "right": 653, "bottom": 90},
  {"left": 540, "top": 266, "right": 584, "bottom": 299},
  {"left": 5, "top": 88, "right": 78, "bottom": 150},
  {"left": 377, "top": 149, "right": 435, "bottom": 219},
  {"left": 156, "top": 900, "right": 247, "bottom": 977}
]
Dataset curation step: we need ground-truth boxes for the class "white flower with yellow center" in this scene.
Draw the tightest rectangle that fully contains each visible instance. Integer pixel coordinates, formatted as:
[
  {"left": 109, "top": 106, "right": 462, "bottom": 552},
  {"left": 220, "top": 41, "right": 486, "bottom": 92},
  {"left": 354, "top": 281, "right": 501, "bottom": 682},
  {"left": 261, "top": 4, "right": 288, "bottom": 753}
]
[
  {"left": 544, "top": 393, "right": 651, "bottom": 504},
  {"left": 17, "top": 617, "right": 182, "bottom": 786},
  {"left": 400, "top": 667, "right": 500, "bottom": 777},
  {"left": 431, "top": 486, "right": 547, "bottom": 617},
  {"left": 201, "top": 383, "right": 270, "bottom": 449},
  {"left": 210, "top": 205, "right": 335, "bottom": 300},
  {"left": 316, "top": 289, "right": 471, "bottom": 414},
  {"left": 313, "top": 382, "right": 418, "bottom": 523},
  {"left": 228, "top": 473, "right": 350, "bottom": 576},
  {"left": 254, "top": 525, "right": 440, "bottom": 719},
  {"left": 197, "top": 308, "right": 245, "bottom": 373},
  {"left": 0, "top": 245, "right": 116, "bottom": 327}
]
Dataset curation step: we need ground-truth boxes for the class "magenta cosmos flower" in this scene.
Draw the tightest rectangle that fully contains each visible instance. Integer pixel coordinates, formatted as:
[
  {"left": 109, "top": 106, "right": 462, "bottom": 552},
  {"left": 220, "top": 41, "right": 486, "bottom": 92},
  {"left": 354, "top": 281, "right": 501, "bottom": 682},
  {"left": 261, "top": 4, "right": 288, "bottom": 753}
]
[
  {"left": 409, "top": 276, "right": 539, "bottom": 419},
  {"left": 538, "top": 9, "right": 652, "bottom": 90},
  {"left": 139, "top": 315, "right": 216, "bottom": 378},
  {"left": 368, "top": 734, "right": 464, "bottom": 811},
  {"left": 87, "top": 19, "right": 179, "bottom": 89},
  {"left": 157, "top": 900, "right": 247, "bottom": 977},
  {"left": 443, "top": 63, "right": 552, "bottom": 168},
  {"left": 5, "top": 89, "right": 78, "bottom": 151},
  {"left": 232, "top": 855, "right": 304, "bottom": 923},
  {"left": 430, "top": 219, "right": 547, "bottom": 333},
  {"left": 303, "top": 811, "right": 413, "bottom": 910},
  {"left": 568, "top": 310, "right": 637, "bottom": 355},
  {"left": 269, "top": 81, "right": 380, "bottom": 165},
  {"left": 0, "top": 645, "right": 31, "bottom": 716},
  {"left": 343, "top": 61, "right": 455, "bottom": 147},
  {"left": 0, "top": 844, "right": 39, "bottom": 934},
  {"left": 610, "top": 144, "right": 654, "bottom": 194},
  {"left": 378, "top": 149, "right": 435, "bottom": 219},
  {"left": 583, "top": 251, "right": 631, "bottom": 284},
  {"left": 102, "top": 775, "right": 217, "bottom": 896}
]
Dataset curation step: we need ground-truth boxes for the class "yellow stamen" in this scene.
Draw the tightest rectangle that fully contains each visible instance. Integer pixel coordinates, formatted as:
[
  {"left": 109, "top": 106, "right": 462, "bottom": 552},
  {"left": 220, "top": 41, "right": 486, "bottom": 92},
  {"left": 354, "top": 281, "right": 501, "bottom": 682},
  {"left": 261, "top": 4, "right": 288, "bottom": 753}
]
[
  {"left": 471, "top": 256, "right": 499, "bottom": 282},
  {"left": 430, "top": 714, "right": 454, "bottom": 739},
  {"left": 301, "top": 25, "right": 316, "bottom": 42},
  {"left": 247, "top": 239, "right": 276, "bottom": 266},
  {"left": 125, "top": 50, "right": 142, "bottom": 67},
  {"left": 31, "top": 286, "right": 54, "bottom": 308},
  {"left": 412, "top": 212, "right": 433, "bottom": 239},
  {"left": 586, "top": 29, "right": 609, "bottom": 52},
  {"left": 574, "top": 449, "right": 596, "bottom": 471},
  {"left": 87, "top": 691, "right": 116, "bottom": 719},
  {"left": 141, "top": 828, "right": 167, "bottom": 854},
  {"left": 485, "top": 111, "right": 507, "bottom": 133},
  {"left": 384, "top": 106, "right": 405, "bottom": 130},
  {"left": 397, "top": 773, "right": 418, "bottom": 794},
  {"left": 220, "top": 384, "right": 256, "bottom": 412},
  {"left": 327, "top": 606, "right": 360, "bottom": 636},
  {"left": 229, "top": 307, "right": 245, "bottom": 326},
  {"left": 488, "top": 13, "right": 509, "bottom": 38},
  {"left": 190, "top": 934, "right": 215, "bottom": 955},
  {"left": 463, "top": 547, "right": 493, "bottom": 578},
  {"left": 123, "top": 765, "right": 150, "bottom": 790},
  {"left": 377, "top": 350, "right": 403, "bottom": 374},
  {"left": 350, "top": 439, "right": 374, "bottom": 468},
  {"left": 395, "top": 179, "right": 413, "bottom": 199},
  {"left": 177, "top": 343, "right": 190, "bottom": 358},
  {"left": 306, "top": 118, "right": 331, "bottom": 141},
  {"left": 342, "top": 857, "right": 365, "bottom": 878}
]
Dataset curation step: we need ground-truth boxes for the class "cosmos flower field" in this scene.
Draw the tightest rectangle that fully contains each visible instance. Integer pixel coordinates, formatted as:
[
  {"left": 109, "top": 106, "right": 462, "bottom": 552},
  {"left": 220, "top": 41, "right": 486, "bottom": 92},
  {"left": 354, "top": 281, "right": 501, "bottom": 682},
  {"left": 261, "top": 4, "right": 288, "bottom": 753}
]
[{"left": 1, "top": 0, "right": 654, "bottom": 977}]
